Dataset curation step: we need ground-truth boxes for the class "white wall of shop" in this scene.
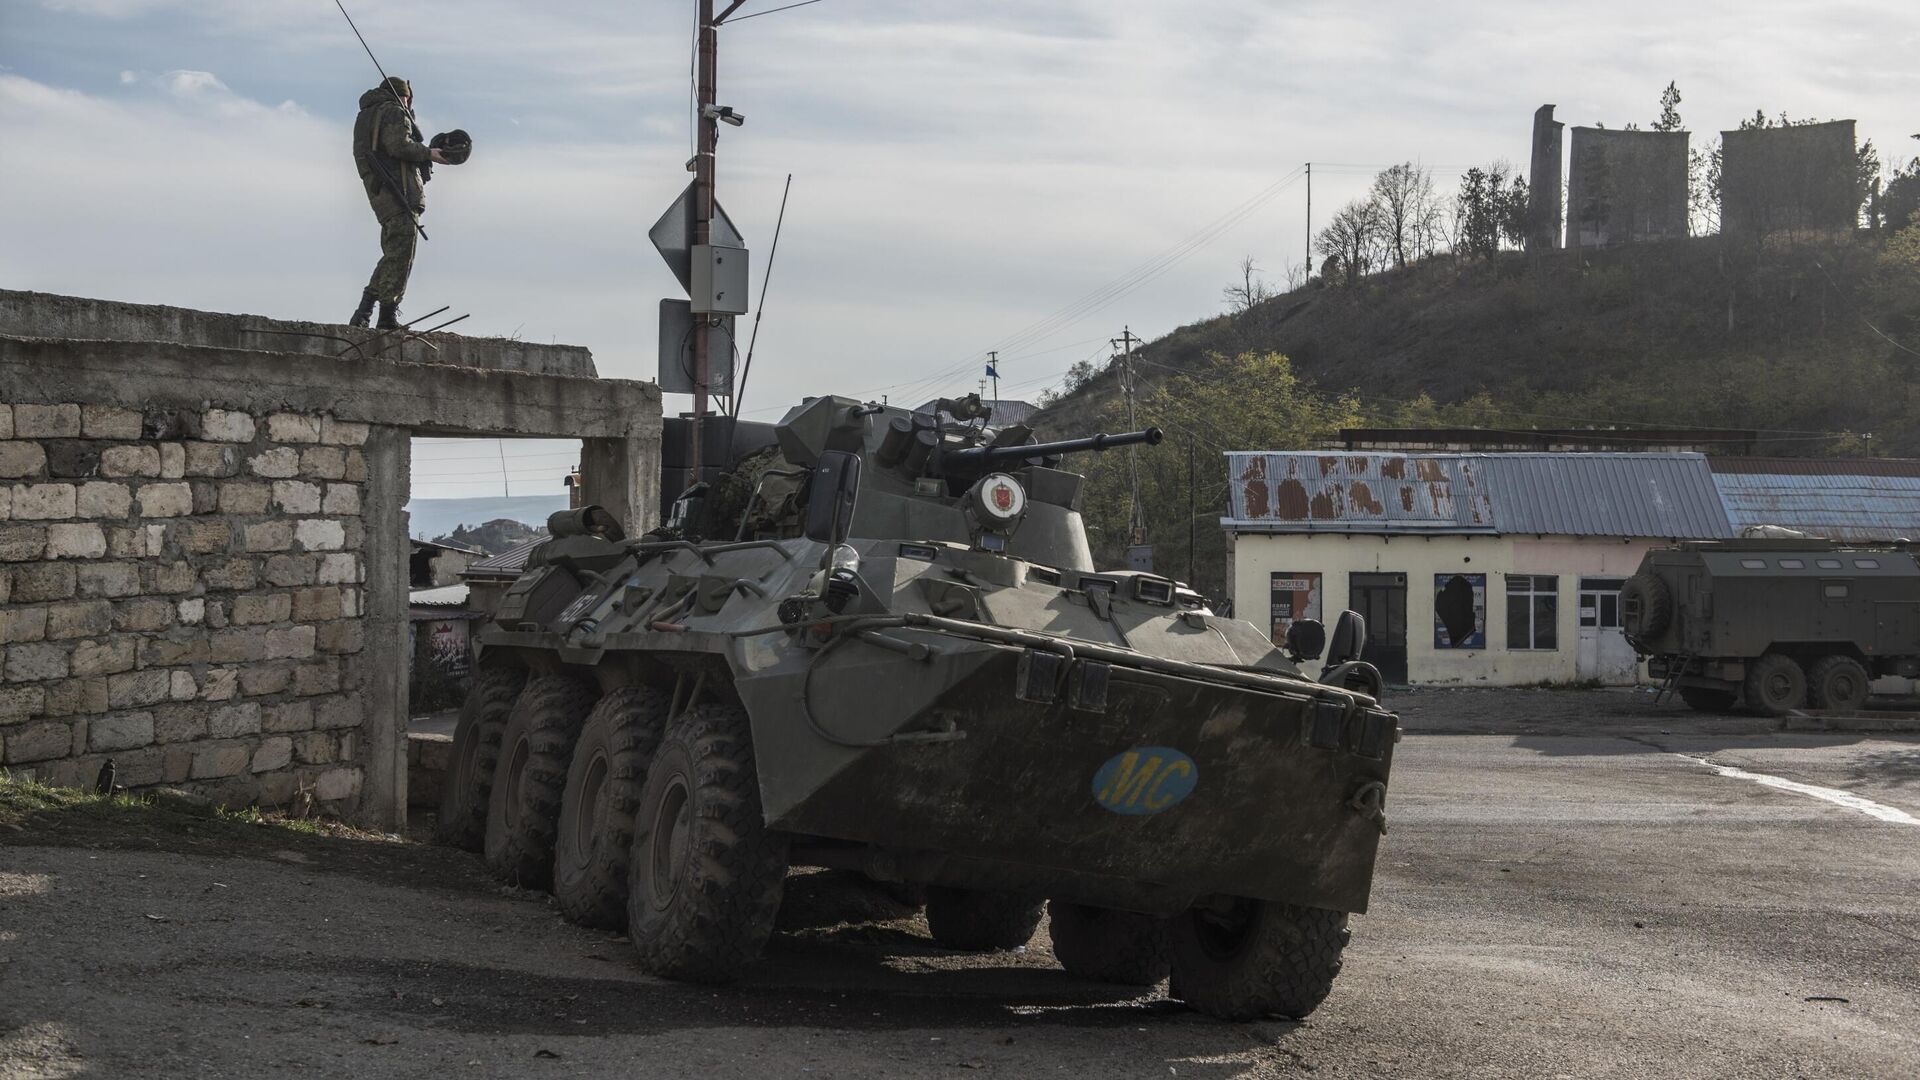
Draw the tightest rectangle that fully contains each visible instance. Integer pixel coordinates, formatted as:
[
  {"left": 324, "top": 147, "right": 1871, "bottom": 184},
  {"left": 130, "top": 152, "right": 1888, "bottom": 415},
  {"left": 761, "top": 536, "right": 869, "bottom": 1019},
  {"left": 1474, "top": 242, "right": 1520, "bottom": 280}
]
[{"left": 1229, "top": 531, "right": 1661, "bottom": 686}]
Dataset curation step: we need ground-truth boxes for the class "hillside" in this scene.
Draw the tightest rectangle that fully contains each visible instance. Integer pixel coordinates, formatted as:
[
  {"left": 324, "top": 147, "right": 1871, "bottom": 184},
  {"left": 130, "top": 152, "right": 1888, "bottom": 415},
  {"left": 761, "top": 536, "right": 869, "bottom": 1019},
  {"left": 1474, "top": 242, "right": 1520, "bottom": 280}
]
[
  {"left": 1030, "top": 229, "right": 1920, "bottom": 599},
  {"left": 1038, "top": 231, "right": 1920, "bottom": 454},
  {"left": 405, "top": 496, "right": 568, "bottom": 541}
]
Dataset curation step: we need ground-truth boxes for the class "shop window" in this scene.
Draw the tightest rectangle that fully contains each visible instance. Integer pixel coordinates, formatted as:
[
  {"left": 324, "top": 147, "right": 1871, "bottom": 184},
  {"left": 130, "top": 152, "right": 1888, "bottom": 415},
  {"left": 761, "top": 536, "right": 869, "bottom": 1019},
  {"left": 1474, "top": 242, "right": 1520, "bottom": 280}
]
[{"left": 1506, "top": 575, "right": 1558, "bottom": 650}]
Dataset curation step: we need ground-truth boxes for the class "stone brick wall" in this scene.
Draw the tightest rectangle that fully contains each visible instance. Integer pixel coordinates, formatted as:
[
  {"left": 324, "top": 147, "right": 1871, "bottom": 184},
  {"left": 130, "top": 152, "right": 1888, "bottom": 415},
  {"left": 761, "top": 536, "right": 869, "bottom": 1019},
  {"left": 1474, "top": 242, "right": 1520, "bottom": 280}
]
[{"left": 1, "top": 401, "right": 374, "bottom": 809}]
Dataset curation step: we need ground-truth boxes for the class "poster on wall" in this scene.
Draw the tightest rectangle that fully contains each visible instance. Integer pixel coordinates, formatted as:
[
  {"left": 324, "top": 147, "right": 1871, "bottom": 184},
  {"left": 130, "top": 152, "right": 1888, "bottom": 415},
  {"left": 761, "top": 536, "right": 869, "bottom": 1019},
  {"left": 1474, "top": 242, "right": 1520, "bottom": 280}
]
[
  {"left": 1433, "top": 573, "right": 1486, "bottom": 648},
  {"left": 427, "top": 619, "right": 472, "bottom": 676},
  {"left": 1270, "top": 572, "right": 1322, "bottom": 645}
]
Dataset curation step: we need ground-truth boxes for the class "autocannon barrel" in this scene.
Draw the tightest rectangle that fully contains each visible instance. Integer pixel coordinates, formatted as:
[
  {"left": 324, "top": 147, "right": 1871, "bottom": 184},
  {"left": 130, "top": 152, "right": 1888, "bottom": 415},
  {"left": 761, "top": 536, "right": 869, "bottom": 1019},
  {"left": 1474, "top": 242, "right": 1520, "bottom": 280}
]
[{"left": 941, "top": 427, "right": 1164, "bottom": 472}]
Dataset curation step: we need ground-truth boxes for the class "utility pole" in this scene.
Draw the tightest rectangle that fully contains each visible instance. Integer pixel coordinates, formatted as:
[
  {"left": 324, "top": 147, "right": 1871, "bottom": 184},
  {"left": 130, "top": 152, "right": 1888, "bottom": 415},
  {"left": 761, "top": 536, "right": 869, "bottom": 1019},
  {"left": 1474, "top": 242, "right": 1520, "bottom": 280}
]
[
  {"left": 688, "top": 0, "right": 745, "bottom": 479},
  {"left": 1187, "top": 434, "right": 1195, "bottom": 585},
  {"left": 1111, "top": 325, "right": 1145, "bottom": 546},
  {"left": 1304, "top": 162, "right": 1312, "bottom": 283},
  {"left": 987, "top": 350, "right": 999, "bottom": 406}
]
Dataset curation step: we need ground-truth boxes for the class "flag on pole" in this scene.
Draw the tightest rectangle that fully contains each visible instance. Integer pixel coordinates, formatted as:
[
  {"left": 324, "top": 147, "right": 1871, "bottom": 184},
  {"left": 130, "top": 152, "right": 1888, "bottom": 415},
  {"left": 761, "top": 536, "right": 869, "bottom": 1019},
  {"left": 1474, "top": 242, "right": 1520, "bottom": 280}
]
[{"left": 985, "top": 361, "right": 998, "bottom": 378}]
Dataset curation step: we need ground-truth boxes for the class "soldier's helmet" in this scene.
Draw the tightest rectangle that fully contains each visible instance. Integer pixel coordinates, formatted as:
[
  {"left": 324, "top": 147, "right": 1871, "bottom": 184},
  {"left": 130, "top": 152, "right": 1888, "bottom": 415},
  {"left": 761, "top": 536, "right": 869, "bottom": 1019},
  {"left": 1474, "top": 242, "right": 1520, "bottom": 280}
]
[{"left": 430, "top": 129, "right": 473, "bottom": 165}]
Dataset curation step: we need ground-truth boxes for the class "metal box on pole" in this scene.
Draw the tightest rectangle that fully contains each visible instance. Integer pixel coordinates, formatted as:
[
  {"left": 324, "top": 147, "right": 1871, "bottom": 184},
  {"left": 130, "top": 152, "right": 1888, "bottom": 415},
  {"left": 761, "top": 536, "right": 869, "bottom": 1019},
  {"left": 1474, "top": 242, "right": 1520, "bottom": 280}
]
[{"left": 690, "top": 244, "right": 750, "bottom": 315}]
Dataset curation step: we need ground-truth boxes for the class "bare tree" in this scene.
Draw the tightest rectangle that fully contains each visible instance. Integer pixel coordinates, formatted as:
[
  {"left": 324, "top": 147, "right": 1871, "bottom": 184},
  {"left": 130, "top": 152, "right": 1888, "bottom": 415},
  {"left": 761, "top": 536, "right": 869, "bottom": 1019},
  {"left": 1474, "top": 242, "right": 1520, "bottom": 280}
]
[
  {"left": 1221, "top": 255, "right": 1275, "bottom": 313},
  {"left": 1315, "top": 199, "right": 1384, "bottom": 286},
  {"left": 1370, "top": 162, "right": 1443, "bottom": 270}
]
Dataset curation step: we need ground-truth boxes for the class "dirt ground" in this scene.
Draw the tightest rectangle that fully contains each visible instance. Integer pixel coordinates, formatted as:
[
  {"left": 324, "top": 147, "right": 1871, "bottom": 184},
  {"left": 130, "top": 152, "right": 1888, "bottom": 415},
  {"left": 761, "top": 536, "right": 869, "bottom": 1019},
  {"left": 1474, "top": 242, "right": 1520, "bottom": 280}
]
[{"left": 4, "top": 689, "right": 1918, "bottom": 1079}]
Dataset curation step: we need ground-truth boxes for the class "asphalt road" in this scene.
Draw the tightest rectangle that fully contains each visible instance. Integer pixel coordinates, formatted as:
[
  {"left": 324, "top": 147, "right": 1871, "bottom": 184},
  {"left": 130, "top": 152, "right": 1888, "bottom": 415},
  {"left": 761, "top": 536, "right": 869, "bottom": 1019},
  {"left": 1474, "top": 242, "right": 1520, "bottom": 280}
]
[{"left": 4, "top": 728, "right": 1917, "bottom": 1079}]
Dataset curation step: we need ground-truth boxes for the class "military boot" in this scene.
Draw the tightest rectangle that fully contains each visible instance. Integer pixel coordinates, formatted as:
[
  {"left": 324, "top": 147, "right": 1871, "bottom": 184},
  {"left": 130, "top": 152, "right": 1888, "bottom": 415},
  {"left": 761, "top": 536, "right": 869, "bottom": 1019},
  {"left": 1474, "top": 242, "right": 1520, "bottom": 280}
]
[
  {"left": 348, "top": 289, "right": 376, "bottom": 328},
  {"left": 376, "top": 300, "right": 400, "bottom": 331}
]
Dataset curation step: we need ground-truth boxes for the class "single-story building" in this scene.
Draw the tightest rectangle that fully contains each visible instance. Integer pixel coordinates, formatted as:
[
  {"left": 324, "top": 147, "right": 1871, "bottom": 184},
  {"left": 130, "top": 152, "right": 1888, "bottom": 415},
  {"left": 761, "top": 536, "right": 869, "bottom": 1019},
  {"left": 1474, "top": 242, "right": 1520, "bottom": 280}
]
[{"left": 1223, "top": 451, "right": 1732, "bottom": 686}]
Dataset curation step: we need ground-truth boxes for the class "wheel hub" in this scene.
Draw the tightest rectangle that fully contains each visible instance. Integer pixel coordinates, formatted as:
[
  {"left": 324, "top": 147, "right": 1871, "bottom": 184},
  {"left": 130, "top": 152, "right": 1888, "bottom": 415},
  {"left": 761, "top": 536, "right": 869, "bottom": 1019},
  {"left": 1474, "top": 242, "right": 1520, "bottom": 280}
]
[
  {"left": 576, "top": 751, "right": 608, "bottom": 856},
  {"left": 502, "top": 735, "right": 530, "bottom": 831},
  {"left": 647, "top": 771, "right": 693, "bottom": 912}
]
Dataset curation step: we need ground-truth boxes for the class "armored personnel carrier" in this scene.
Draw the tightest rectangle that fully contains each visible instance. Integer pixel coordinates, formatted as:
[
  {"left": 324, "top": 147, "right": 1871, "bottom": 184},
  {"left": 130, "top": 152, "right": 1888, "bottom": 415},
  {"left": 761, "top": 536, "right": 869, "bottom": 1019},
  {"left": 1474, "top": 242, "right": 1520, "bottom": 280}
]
[
  {"left": 436, "top": 394, "right": 1400, "bottom": 1021},
  {"left": 1623, "top": 539, "right": 1920, "bottom": 714}
]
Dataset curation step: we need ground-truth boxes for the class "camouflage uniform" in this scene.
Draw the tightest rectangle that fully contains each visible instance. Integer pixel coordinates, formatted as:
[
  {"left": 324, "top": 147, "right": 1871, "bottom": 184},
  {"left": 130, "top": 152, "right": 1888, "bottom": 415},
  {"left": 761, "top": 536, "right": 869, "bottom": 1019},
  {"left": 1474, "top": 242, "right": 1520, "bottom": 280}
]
[{"left": 352, "top": 78, "right": 432, "bottom": 306}]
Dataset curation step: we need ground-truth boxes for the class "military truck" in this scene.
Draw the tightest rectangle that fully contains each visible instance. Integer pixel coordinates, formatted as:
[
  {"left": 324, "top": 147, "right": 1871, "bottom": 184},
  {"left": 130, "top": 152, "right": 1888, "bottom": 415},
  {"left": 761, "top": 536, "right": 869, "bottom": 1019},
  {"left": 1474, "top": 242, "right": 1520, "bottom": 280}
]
[
  {"left": 437, "top": 394, "right": 1400, "bottom": 1021},
  {"left": 1621, "top": 539, "right": 1920, "bottom": 714}
]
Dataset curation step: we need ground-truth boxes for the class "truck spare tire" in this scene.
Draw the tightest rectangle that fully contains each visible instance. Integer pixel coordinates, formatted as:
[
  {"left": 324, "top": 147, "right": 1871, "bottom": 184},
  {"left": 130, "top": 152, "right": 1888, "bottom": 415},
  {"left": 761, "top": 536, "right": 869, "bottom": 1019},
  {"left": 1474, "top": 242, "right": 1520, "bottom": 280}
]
[{"left": 1621, "top": 572, "right": 1673, "bottom": 644}]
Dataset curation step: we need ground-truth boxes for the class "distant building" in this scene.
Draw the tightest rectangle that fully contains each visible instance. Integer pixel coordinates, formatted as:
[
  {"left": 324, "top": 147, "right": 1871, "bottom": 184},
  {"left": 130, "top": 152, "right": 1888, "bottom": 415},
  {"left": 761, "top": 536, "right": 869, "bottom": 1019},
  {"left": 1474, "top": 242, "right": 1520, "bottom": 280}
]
[
  {"left": 1565, "top": 127, "right": 1690, "bottom": 248},
  {"left": 409, "top": 538, "right": 483, "bottom": 588},
  {"left": 460, "top": 536, "right": 546, "bottom": 615},
  {"left": 1222, "top": 451, "right": 1732, "bottom": 687}
]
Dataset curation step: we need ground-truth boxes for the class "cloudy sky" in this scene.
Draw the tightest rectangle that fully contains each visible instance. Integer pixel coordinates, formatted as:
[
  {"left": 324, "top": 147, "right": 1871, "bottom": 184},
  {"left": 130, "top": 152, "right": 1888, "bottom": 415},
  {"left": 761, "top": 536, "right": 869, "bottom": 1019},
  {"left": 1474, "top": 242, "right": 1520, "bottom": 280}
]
[{"left": 4, "top": 0, "right": 1916, "bottom": 498}]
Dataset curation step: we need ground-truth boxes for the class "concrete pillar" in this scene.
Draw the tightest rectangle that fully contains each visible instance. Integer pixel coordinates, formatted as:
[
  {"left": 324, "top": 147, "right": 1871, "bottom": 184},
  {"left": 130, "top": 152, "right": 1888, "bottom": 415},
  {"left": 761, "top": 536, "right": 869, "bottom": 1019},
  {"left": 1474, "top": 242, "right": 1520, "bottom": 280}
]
[
  {"left": 1528, "top": 104, "right": 1565, "bottom": 252},
  {"left": 360, "top": 426, "right": 411, "bottom": 830},
  {"left": 579, "top": 433, "right": 662, "bottom": 539}
]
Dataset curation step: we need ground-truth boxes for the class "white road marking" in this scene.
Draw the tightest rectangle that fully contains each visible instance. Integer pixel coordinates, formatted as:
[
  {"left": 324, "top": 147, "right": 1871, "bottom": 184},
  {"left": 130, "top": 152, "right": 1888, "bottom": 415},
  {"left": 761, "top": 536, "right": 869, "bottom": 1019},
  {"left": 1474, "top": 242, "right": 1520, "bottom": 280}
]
[{"left": 1674, "top": 754, "right": 1920, "bottom": 826}]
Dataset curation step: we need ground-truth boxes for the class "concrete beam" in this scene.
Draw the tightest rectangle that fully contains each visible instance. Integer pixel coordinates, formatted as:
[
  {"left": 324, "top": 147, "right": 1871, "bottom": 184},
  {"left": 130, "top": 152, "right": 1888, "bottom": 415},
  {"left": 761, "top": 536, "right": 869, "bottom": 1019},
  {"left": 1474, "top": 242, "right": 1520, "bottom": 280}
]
[
  {"left": 580, "top": 435, "right": 663, "bottom": 538},
  {"left": 1, "top": 334, "right": 660, "bottom": 441},
  {"left": 0, "top": 289, "right": 597, "bottom": 378},
  {"left": 361, "top": 427, "right": 412, "bottom": 830}
]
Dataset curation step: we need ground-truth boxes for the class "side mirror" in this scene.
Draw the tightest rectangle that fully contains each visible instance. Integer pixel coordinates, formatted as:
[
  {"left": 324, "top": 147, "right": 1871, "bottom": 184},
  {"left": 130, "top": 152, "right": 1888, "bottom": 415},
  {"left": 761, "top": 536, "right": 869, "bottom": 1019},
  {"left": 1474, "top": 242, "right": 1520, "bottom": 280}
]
[
  {"left": 1283, "top": 619, "right": 1326, "bottom": 662},
  {"left": 804, "top": 450, "right": 862, "bottom": 545},
  {"left": 1326, "top": 609, "right": 1367, "bottom": 667}
]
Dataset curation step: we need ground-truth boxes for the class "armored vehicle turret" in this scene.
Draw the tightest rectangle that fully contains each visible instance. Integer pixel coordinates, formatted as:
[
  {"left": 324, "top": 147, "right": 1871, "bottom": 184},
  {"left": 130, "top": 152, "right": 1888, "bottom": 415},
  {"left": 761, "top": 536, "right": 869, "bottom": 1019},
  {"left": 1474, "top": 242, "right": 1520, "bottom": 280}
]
[
  {"left": 1624, "top": 539, "right": 1920, "bottom": 714},
  {"left": 436, "top": 394, "right": 1400, "bottom": 1021}
]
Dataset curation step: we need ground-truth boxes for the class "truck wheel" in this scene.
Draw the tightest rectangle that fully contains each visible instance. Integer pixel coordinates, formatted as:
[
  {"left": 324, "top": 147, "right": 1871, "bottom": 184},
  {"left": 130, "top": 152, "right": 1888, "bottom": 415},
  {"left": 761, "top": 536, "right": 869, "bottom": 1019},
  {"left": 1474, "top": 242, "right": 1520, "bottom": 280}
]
[
  {"left": 553, "top": 686, "right": 671, "bottom": 930},
  {"left": 434, "top": 664, "right": 526, "bottom": 851},
  {"left": 1047, "top": 901, "right": 1170, "bottom": 985},
  {"left": 484, "top": 673, "right": 600, "bottom": 890},
  {"left": 1677, "top": 686, "right": 1737, "bottom": 713},
  {"left": 1170, "top": 898, "right": 1349, "bottom": 1021},
  {"left": 924, "top": 888, "right": 1045, "bottom": 951},
  {"left": 1808, "top": 655, "right": 1870, "bottom": 712},
  {"left": 1743, "top": 653, "right": 1806, "bottom": 716},
  {"left": 1621, "top": 573, "right": 1672, "bottom": 643},
  {"left": 627, "top": 700, "right": 790, "bottom": 983}
]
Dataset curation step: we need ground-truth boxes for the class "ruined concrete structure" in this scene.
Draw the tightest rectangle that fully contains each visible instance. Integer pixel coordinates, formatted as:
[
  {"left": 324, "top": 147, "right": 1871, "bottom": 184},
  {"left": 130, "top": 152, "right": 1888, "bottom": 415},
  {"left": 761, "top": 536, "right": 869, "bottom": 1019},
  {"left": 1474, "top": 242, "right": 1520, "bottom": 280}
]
[
  {"left": 1720, "top": 119, "right": 1858, "bottom": 238},
  {"left": 1527, "top": 105, "right": 1565, "bottom": 252},
  {"left": 1565, "top": 127, "right": 1689, "bottom": 247},
  {"left": 1, "top": 291, "right": 661, "bottom": 828}
]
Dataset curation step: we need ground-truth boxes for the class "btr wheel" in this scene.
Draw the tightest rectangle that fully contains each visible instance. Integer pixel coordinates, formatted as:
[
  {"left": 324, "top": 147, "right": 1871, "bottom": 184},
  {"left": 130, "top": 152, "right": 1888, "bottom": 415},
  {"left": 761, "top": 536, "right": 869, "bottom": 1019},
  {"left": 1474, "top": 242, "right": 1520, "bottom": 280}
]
[
  {"left": 627, "top": 701, "right": 790, "bottom": 983},
  {"left": 1677, "top": 686, "right": 1738, "bottom": 714},
  {"left": 924, "top": 888, "right": 1045, "bottom": 952},
  {"left": 434, "top": 664, "right": 525, "bottom": 851},
  {"left": 483, "top": 673, "right": 600, "bottom": 890},
  {"left": 1047, "top": 901, "right": 1170, "bottom": 986},
  {"left": 1743, "top": 653, "right": 1807, "bottom": 716},
  {"left": 1170, "top": 899, "right": 1349, "bottom": 1022},
  {"left": 1808, "top": 655, "right": 1870, "bottom": 712},
  {"left": 553, "top": 687, "right": 672, "bottom": 930}
]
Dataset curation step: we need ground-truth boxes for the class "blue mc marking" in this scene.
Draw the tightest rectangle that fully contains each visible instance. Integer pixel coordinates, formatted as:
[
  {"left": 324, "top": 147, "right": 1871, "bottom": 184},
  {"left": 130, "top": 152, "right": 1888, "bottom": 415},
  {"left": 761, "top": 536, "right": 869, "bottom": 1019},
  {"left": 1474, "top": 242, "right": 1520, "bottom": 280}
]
[{"left": 1092, "top": 747, "right": 1198, "bottom": 815}]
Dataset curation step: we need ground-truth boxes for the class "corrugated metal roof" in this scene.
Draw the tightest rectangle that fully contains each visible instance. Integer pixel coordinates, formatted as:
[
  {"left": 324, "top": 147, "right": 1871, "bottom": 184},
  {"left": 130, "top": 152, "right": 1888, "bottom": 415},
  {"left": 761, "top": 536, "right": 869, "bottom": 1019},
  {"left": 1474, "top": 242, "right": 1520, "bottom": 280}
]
[
  {"left": 1226, "top": 452, "right": 1493, "bottom": 532},
  {"left": 1224, "top": 451, "right": 1732, "bottom": 539},
  {"left": 461, "top": 537, "right": 545, "bottom": 577},
  {"left": 408, "top": 583, "right": 471, "bottom": 607},
  {"left": 1711, "top": 469, "right": 1920, "bottom": 543}
]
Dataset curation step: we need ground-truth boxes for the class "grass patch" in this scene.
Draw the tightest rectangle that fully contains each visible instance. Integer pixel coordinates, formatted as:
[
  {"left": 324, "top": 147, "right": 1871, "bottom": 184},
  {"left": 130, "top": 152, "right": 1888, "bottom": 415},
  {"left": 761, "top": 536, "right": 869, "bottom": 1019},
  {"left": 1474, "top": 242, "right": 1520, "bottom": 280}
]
[{"left": 0, "top": 775, "right": 393, "bottom": 852}]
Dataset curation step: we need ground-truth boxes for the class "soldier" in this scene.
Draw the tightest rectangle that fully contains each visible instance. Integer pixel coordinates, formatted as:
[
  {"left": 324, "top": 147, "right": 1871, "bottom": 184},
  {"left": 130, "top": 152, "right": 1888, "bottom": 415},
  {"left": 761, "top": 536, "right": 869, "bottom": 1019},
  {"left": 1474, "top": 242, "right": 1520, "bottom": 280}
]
[{"left": 348, "top": 76, "right": 448, "bottom": 330}]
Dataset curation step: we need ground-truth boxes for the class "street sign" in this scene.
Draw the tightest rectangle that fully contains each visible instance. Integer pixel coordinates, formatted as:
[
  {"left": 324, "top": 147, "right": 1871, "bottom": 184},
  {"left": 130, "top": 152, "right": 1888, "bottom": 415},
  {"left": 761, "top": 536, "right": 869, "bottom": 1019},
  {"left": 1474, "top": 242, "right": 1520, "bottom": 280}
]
[
  {"left": 657, "top": 299, "right": 734, "bottom": 395},
  {"left": 649, "top": 181, "right": 745, "bottom": 295}
]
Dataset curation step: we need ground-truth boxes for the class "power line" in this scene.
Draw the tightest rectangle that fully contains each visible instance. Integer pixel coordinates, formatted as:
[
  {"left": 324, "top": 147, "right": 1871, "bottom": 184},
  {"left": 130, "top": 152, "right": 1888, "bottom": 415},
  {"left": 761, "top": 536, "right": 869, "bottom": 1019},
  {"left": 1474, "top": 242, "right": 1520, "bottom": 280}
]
[
  {"left": 883, "top": 165, "right": 1307, "bottom": 406},
  {"left": 725, "top": 0, "right": 828, "bottom": 22}
]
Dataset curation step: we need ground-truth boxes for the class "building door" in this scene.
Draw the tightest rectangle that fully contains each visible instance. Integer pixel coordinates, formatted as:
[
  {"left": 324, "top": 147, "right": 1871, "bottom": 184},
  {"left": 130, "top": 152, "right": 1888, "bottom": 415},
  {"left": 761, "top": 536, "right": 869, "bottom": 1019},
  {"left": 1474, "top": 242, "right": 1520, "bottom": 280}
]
[
  {"left": 1576, "top": 577, "right": 1637, "bottom": 683},
  {"left": 1349, "top": 572, "right": 1408, "bottom": 685}
]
